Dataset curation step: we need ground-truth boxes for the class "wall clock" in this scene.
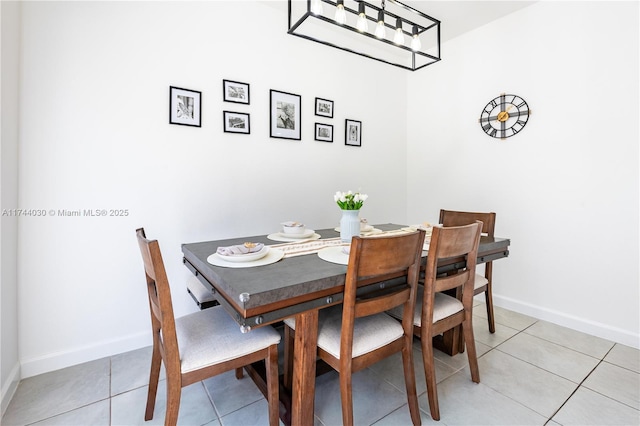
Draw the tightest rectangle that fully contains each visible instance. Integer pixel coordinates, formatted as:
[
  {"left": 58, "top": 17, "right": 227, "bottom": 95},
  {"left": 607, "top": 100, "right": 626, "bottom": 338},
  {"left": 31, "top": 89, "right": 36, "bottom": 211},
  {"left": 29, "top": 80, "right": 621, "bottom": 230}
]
[{"left": 479, "top": 93, "right": 531, "bottom": 139}]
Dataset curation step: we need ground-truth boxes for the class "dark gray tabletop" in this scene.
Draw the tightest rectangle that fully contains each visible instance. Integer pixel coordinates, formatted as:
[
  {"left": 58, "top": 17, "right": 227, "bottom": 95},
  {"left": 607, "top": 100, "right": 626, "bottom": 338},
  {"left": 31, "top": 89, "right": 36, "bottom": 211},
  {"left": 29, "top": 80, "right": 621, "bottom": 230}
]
[{"left": 182, "top": 224, "right": 510, "bottom": 328}]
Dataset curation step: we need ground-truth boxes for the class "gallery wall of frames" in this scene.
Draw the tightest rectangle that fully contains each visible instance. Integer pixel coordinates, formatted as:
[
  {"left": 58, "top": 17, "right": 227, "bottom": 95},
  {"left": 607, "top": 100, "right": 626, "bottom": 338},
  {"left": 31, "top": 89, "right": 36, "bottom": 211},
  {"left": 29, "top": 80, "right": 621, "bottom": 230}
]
[{"left": 169, "top": 80, "right": 362, "bottom": 147}]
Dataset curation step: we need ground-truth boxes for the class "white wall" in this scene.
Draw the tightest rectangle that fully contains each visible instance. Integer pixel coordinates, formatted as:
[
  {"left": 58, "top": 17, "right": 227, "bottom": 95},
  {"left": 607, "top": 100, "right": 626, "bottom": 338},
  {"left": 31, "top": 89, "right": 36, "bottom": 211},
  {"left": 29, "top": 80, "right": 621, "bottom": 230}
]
[
  {"left": 407, "top": 1, "right": 639, "bottom": 347},
  {"left": 15, "top": 1, "right": 409, "bottom": 378},
  {"left": 5, "top": 0, "right": 639, "bottom": 388},
  {"left": 1, "top": 0, "right": 22, "bottom": 415}
]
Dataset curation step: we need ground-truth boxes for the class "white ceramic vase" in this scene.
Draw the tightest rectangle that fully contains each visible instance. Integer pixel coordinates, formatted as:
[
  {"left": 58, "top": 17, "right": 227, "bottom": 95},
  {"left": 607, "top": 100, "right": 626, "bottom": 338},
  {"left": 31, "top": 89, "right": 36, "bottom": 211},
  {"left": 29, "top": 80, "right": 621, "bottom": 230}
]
[{"left": 340, "top": 209, "right": 360, "bottom": 243}]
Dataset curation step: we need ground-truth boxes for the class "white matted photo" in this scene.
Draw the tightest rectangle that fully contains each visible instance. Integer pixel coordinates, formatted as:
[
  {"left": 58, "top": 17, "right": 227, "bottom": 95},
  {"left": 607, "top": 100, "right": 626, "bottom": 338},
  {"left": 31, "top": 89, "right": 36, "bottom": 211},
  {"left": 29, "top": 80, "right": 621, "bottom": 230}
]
[
  {"left": 315, "top": 97, "right": 334, "bottom": 118},
  {"left": 270, "top": 89, "right": 301, "bottom": 140},
  {"left": 345, "top": 119, "right": 362, "bottom": 147},
  {"left": 223, "top": 111, "right": 250, "bottom": 134},
  {"left": 223, "top": 79, "right": 250, "bottom": 104},
  {"left": 169, "top": 86, "right": 201, "bottom": 127},
  {"left": 315, "top": 123, "right": 333, "bottom": 142}
]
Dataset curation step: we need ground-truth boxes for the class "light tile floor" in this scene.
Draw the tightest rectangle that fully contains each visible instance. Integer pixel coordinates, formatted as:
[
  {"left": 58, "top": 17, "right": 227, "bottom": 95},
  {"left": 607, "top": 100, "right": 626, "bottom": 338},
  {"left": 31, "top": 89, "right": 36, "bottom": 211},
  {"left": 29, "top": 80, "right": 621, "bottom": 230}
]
[{"left": 3, "top": 302, "right": 639, "bottom": 426}]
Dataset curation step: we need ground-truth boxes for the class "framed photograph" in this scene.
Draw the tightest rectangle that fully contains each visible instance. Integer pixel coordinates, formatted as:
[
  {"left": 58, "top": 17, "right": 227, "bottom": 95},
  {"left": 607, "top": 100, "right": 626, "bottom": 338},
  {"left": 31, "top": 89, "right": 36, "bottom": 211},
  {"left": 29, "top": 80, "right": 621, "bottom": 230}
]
[
  {"left": 345, "top": 119, "right": 362, "bottom": 147},
  {"left": 270, "top": 90, "right": 301, "bottom": 140},
  {"left": 315, "top": 97, "right": 334, "bottom": 118},
  {"left": 314, "top": 123, "right": 333, "bottom": 142},
  {"left": 169, "top": 86, "right": 201, "bottom": 127},
  {"left": 223, "top": 79, "right": 250, "bottom": 104},
  {"left": 223, "top": 111, "right": 250, "bottom": 134}
]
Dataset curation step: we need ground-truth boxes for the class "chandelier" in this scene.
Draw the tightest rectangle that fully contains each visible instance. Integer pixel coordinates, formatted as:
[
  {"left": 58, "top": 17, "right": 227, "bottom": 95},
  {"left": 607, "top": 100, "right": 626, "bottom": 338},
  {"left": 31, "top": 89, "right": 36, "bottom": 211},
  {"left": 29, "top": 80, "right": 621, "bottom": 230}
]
[{"left": 288, "top": 0, "right": 441, "bottom": 71}]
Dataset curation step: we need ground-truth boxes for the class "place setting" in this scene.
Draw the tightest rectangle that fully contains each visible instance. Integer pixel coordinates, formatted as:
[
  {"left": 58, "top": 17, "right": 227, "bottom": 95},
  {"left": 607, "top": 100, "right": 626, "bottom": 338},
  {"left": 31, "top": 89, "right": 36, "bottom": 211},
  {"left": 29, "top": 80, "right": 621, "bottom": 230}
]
[
  {"left": 317, "top": 244, "right": 351, "bottom": 265},
  {"left": 207, "top": 241, "right": 284, "bottom": 268},
  {"left": 267, "top": 221, "right": 321, "bottom": 242}
]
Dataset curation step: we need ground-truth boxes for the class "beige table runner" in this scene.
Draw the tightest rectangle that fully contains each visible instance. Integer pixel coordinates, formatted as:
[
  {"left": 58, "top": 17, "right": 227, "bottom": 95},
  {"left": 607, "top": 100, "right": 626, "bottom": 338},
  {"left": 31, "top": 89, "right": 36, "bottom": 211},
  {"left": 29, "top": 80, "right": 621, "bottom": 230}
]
[{"left": 269, "top": 228, "right": 414, "bottom": 258}]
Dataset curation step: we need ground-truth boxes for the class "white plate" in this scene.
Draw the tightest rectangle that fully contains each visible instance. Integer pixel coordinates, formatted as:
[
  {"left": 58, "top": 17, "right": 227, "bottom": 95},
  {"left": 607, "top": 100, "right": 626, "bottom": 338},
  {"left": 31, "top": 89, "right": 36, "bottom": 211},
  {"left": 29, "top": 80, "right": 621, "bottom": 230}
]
[
  {"left": 214, "top": 246, "right": 269, "bottom": 263},
  {"left": 277, "top": 229, "right": 315, "bottom": 239},
  {"left": 267, "top": 232, "right": 321, "bottom": 243},
  {"left": 317, "top": 246, "right": 349, "bottom": 265},
  {"left": 334, "top": 227, "right": 382, "bottom": 236},
  {"left": 208, "top": 248, "right": 284, "bottom": 268}
]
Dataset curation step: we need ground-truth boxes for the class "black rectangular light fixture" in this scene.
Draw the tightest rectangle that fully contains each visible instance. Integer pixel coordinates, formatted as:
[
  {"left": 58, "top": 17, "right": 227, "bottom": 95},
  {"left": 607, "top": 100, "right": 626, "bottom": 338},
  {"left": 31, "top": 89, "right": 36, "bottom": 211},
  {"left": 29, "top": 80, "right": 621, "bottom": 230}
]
[{"left": 288, "top": 0, "right": 441, "bottom": 71}]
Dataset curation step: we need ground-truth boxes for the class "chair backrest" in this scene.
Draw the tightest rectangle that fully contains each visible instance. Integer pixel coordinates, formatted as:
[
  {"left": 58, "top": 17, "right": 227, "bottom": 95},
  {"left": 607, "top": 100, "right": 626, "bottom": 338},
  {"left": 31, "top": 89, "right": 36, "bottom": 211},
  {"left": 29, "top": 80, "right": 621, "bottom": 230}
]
[
  {"left": 136, "top": 228, "right": 180, "bottom": 370},
  {"left": 439, "top": 209, "right": 496, "bottom": 237},
  {"left": 422, "top": 222, "right": 483, "bottom": 321},
  {"left": 341, "top": 230, "right": 426, "bottom": 357}
]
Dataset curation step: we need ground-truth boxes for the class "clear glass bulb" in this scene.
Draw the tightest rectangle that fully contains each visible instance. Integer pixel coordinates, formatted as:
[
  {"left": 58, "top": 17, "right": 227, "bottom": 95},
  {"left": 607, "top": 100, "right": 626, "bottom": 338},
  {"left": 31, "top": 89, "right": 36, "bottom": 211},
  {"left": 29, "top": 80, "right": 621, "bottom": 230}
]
[
  {"left": 334, "top": 4, "right": 346, "bottom": 24},
  {"left": 356, "top": 13, "right": 368, "bottom": 32},
  {"left": 394, "top": 27, "right": 404, "bottom": 45},
  {"left": 411, "top": 34, "right": 421, "bottom": 51},
  {"left": 311, "top": 0, "right": 323, "bottom": 15},
  {"left": 375, "top": 21, "right": 385, "bottom": 38}
]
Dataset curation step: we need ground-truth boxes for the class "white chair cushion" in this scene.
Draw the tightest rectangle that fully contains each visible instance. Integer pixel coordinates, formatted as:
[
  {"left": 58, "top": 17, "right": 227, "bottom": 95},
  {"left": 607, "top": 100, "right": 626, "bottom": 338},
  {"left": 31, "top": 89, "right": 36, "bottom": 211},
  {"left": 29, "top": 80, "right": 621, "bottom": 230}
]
[
  {"left": 284, "top": 305, "right": 404, "bottom": 359},
  {"left": 186, "top": 276, "right": 216, "bottom": 303},
  {"left": 387, "top": 286, "right": 463, "bottom": 327},
  {"left": 474, "top": 273, "right": 489, "bottom": 290},
  {"left": 176, "top": 306, "right": 281, "bottom": 374}
]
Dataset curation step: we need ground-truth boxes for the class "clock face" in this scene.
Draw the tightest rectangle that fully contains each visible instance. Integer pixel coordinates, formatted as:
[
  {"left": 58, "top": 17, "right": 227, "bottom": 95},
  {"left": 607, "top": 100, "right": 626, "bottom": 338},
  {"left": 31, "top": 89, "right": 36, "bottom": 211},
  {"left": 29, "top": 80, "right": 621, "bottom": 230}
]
[{"left": 479, "top": 94, "right": 530, "bottom": 139}]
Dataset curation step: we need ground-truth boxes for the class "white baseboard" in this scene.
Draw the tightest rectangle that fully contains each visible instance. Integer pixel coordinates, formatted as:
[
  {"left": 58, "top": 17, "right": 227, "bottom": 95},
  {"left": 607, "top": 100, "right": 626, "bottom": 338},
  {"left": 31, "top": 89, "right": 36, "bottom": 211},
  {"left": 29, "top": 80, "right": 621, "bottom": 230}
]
[
  {"left": 493, "top": 294, "right": 640, "bottom": 349},
  {"left": 20, "top": 331, "right": 151, "bottom": 379},
  {"left": 1, "top": 361, "right": 20, "bottom": 417}
]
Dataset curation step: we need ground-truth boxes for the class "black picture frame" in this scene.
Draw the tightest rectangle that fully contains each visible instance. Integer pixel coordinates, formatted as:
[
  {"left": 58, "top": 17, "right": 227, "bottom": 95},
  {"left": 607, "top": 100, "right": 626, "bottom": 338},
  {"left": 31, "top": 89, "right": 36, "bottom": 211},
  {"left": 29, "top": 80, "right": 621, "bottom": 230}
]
[
  {"left": 169, "top": 86, "right": 201, "bottom": 127},
  {"left": 315, "top": 97, "right": 334, "bottom": 118},
  {"left": 270, "top": 89, "right": 301, "bottom": 140},
  {"left": 314, "top": 123, "right": 333, "bottom": 142},
  {"left": 223, "top": 79, "right": 250, "bottom": 104},
  {"left": 345, "top": 119, "right": 362, "bottom": 147},
  {"left": 223, "top": 111, "right": 250, "bottom": 134}
]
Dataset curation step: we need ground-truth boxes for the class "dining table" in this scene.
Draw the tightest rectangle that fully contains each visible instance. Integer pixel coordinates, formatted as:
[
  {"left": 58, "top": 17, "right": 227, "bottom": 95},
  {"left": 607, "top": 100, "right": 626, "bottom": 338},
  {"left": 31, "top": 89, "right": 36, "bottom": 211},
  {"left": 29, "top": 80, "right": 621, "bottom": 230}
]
[{"left": 182, "top": 223, "right": 510, "bottom": 425}]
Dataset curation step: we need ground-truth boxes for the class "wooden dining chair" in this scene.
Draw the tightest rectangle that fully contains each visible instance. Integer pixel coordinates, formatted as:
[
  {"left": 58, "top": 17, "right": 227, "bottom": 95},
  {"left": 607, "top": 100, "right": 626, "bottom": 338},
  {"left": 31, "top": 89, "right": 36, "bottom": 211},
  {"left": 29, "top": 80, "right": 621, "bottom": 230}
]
[
  {"left": 388, "top": 222, "right": 483, "bottom": 421},
  {"left": 439, "top": 209, "right": 497, "bottom": 333},
  {"left": 283, "top": 230, "right": 426, "bottom": 426},
  {"left": 135, "top": 228, "right": 281, "bottom": 426}
]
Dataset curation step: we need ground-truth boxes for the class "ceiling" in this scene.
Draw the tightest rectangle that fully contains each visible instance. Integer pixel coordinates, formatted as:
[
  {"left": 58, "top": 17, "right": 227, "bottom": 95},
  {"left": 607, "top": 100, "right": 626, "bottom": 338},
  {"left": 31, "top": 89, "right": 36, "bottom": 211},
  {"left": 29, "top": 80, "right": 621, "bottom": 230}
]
[
  {"left": 404, "top": 1, "right": 538, "bottom": 43},
  {"left": 265, "top": 1, "right": 537, "bottom": 43}
]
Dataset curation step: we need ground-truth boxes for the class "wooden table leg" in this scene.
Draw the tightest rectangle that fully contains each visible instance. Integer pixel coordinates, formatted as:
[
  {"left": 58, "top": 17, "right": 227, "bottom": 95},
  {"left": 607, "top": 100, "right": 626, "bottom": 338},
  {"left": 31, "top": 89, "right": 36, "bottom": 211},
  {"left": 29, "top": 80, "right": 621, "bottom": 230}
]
[{"left": 290, "top": 310, "right": 318, "bottom": 426}]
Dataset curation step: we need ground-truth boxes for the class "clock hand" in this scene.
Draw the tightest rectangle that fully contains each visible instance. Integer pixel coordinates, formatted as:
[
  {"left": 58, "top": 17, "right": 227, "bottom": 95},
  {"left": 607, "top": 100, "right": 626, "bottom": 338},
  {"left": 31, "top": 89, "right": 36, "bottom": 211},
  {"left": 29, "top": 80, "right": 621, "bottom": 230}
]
[{"left": 496, "top": 104, "right": 515, "bottom": 122}]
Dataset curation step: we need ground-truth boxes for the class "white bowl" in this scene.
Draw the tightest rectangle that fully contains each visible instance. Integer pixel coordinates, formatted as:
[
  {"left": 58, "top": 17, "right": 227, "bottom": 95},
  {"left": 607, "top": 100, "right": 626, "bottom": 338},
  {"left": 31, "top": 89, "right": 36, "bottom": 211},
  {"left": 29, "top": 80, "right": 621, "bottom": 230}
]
[{"left": 281, "top": 221, "right": 306, "bottom": 234}]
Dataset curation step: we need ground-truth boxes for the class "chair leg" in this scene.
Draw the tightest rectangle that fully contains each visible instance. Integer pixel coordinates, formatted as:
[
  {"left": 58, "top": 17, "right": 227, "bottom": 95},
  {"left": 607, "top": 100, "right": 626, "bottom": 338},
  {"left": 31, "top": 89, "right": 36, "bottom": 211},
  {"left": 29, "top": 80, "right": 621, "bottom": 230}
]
[
  {"left": 484, "top": 289, "right": 495, "bottom": 334},
  {"left": 339, "top": 370, "right": 354, "bottom": 426},
  {"left": 463, "top": 316, "right": 480, "bottom": 383},
  {"left": 266, "top": 344, "right": 280, "bottom": 426},
  {"left": 485, "top": 263, "right": 495, "bottom": 333},
  {"left": 283, "top": 325, "right": 294, "bottom": 391},
  {"left": 164, "top": 375, "right": 182, "bottom": 426},
  {"left": 401, "top": 340, "right": 422, "bottom": 425},
  {"left": 145, "top": 341, "right": 162, "bottom": 420},
  {"left": 421, "top": 333, "right": 440, "bottom": 421}
]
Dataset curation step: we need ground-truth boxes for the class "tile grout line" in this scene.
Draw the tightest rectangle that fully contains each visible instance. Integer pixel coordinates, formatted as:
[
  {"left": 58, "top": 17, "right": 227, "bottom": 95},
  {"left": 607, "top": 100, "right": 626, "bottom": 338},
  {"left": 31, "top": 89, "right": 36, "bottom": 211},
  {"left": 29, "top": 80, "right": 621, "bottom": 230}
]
[{"left": 543, "top": 345, "right": 617, "bottom": 424}]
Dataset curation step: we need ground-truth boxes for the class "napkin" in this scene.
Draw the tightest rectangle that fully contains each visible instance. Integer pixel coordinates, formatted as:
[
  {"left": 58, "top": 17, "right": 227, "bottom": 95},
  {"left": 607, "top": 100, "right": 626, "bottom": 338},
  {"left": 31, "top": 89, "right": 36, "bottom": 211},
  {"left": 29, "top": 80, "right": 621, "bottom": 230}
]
[{"left": 217, "top": 242, "right": 264, "bottom": 256}]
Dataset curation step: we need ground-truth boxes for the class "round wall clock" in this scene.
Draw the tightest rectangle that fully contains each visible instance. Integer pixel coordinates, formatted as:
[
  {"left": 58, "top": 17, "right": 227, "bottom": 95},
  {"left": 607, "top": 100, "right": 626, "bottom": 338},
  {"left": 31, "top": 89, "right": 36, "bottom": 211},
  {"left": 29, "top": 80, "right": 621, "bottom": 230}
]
[{"left": 479, "top": 93, "right": 531, "bottom": 139}]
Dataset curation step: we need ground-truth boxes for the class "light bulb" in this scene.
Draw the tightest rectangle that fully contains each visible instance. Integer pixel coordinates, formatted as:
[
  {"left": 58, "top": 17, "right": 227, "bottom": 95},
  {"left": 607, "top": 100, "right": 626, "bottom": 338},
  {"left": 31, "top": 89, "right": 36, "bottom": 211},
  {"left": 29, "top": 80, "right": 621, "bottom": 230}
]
[
  {"left": 374, "top": 10, "right": 385, "bottom": 38},
  {"left": 334, "top": 0, "right": 346, "bottom": 25},
  {"left": 356, "top": 3, "right": 368, "bottom": 32},
  {"left": 411, "top": 35, "right": 421, "bottom": 50},
  {"left": 311, "top": 0, "right": 323, "bottom": 15},
  {"left": 411, "top": 25, "right": 421, "bottom": 50},
  {"left": 393, "top": 18, "right": 404, "bottom": 45}
]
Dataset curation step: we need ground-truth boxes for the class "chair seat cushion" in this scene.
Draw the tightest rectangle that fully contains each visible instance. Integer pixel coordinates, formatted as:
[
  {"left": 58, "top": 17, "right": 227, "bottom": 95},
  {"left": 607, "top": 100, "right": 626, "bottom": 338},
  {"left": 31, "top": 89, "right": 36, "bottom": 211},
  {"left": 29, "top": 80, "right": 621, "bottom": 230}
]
[
  {"left": 475, "top": 273, "right": 488, "bottom": 289},
  {"left": 284, "top": 305, "right": 404, "bottom": 359},
  {"left": 387, "top": 286, "right": 463, "bottom": 327},
  {"left": 176, "top": 306, "right": 281, "bottom": 374}
]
